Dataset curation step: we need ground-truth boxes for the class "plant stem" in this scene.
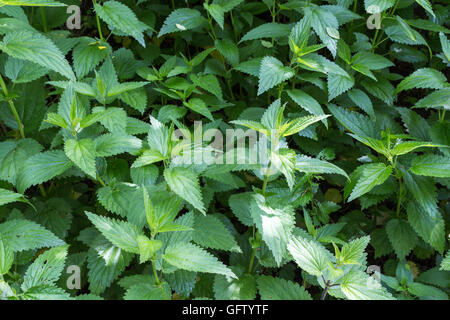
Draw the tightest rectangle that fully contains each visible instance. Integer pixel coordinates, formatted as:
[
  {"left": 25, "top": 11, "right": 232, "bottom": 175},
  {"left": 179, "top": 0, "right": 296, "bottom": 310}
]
[
  {"left": 396, "top": 175, "right": 403, "bottom": 217},
  {"left": 0, "top": 74, "right": 25, "bottom": 139},
  {"left": 352, "top": 0, "right": 358, "bottom": 12},
  {"left": 321, "top": 280, "right": 331, "bottom": 300},
  {"left": 39, "top": 184, "right": 47, "bottom": 198},
  {"left": 262, "top": 174, "right": 269, "bottom": 195},
  {"left": 92, "top": 0, "right": 104, "bottom": 41},
  {"left": 206, "top": 12, "right": 217, "bottom": 40},
  {"left": 39, "top": 7, "right": 48, "bottom": 33},
  {"left": 152, "top": 261, "right": 160, "bottom": 285},
  {"left": 96, "top": 174, "right": 107, "bottom": 187},
  {"left": 248, "top": 247, "right": 256, "bottom": 273}
]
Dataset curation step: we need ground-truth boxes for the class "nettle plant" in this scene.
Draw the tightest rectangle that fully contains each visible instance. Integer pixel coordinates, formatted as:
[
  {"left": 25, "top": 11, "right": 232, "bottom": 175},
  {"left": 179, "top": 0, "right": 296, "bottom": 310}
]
[{"left": 0, "top": 0, "right": 449, "bottom": 300}]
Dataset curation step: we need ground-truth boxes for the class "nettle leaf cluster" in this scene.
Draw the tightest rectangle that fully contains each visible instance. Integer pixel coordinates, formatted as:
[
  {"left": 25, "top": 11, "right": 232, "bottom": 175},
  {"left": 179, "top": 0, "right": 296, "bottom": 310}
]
[{"left": 0, "top": 0, "right": 449, "bottom": 300}]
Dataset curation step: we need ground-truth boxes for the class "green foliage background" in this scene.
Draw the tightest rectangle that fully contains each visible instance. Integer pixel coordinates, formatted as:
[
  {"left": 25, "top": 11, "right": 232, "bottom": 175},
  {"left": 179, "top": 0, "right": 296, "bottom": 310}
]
[{"left": 0, "top": 0, "right": 449, "bottom": 300}]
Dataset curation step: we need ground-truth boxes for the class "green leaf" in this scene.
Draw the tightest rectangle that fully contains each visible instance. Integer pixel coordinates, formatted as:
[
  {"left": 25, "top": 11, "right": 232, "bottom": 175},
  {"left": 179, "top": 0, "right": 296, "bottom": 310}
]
[
  {"left": 440, "top": 251, "right": 450, "bottom": 271},
  {"left": 396, "top": 68, "right": 447, "bottom": 94},
  {"left": 258, "top": 56, "right": 294, "bottom": 96},
  {"left": 86, "top": 211, "right": 144, "bottom": 254},
  {"left": 351, "top": 52, "right": 394, "bottom": 70},
  {"left": 72, "top": 37, "right": 111, "bottom": 79},
  {"left": 286, "top": 89, "right": 326, "bottom": 126},
  {"left": 94, "top": 0, "right": 148, "bottom": 47},
  {"left": 439, "top": 32, "right": 450, "bottom": 61},
  {"left": 410, "top": 154, "right": 450, "bottom": 178},
  {"left": 215, "top": 39, "right": 239, "bottom": 66},
  {"left": 0, "top": 31, "right": 75, "bottom": 80},
  {"left": 16, "top": 150, "right": 73, "bottom": 193},
  {"left": 136, "top": 235, "right": 162, "bottom": 263},
  {"left": 191, "top": 74, "right": 223, "bottom": 101},
  {"left": 414, "top": 0, "right": 435, "bottom": 17},
  {"left": 240, "top": 23, "right": 292, "bottom": 42},
  {"left": 338, "top": 269, "right": 394, "bottom": 300},
  {"left": 347, "top": 134, "right": 388, "bottom": 156},
  {"left": 327, "top": 104, "right": 377, "bottom": 138},
  {"left": 403, "top": 171, "right": 437, "bottom": 213},
  {"left": 391, "top": 141, "right": 441, "bottom": 156},
  {"left": 132, "top": 149, "right": 167, "bottom": 167},
  {"left": 364, "top": 0, "right": 395, "bottom": 13},
  {"left": 348, "top": 163, "right": 392, "bottom": 202},
  {"left": 257, "top": 275, "right": 312, "bottom": 300},
  {"left": 22, "top": 285, "right": 71, "bottom": 300},
  {"left": 163, "top": 242, "right": 236, "bottom": 278},
  {"left": 339, "top": 236, "right": 370, "bottom": 265},
  {"left": 97, "top": 183, "right": 139, "bottom": 219},
  {"left": 64, "top": 138, "right": 97, "bottom": 178},
  {"left": 287, "top": 234, "right": 332, "bottom": 276},
  {"left": 0, "top": 219, "right": 65, "bottom": 252},
  {"left": 184, "top": 98, "right": 214, "bottom": 121},
  {"left": 45, "top": 112, "right": 68, "bottom": 129},
  {"left": 0, "top": 237, "right": 13, "bottom": 275},
  {"left": 87, "top": 236, "right": 133, "bottom": 294},
  {"left": 0, "top": 188, "right": 32, "bottom": 208},
  {"left": 413, "top": 88, "right": 450, "bottom": 109},
  {"left": 164, "top": 167, "right": 205, "bottom": 214},
  {"left": 204, "top": 3, "right": 225, "bottom": 29},
  {"left": 193, "top": 214, "right": 241, "bottom": 252},
  {"left": 4, "top": 57, "right": 48, "bottom": 84},
  {"left": 250, "top": 194, "right": 295, "bottom": 266},
  {"left": 370, "top": 228, "right": 393, "bottom": 258},
  {"left": 408, "top": 282, "right": 448, "bottom": 300},
  {"left": 158, "top": 8, "right": 203, "bottom": 37},
  {"left": 295, "top": 155, "right": 349, "bottom": 178},
  {"left": 328, "top": 73, "right": 354, "bottom": 101},
  {"left": 361, "top": 77, "right": 395, "bottom": 105},
  {"left": 305, "top": 5, "right": 339, "bottom": 57},
  {"left": 124, "top": 282, "right": 170, "bottom": 300},
  {"left": 228, "top": 192, "right": 254, "bottom": 227},
  {"left": 347, "top": 89, "right": 375, "bottom": 118},
  {"left": 95, "top": 133, "right": 142, "bottom": 157},
  {"left": 22, "top": 245, "right": 68, "bottom": 291},
  {"left": 214, "top": 273, "right": 256, "bottom": 300},
  {"left": 386, "top": 219, "right": 417, "bottom": 260},
  {"left": 407, "top": 202, "right": 445, "bottom": 253},
  {"left": 282, "top": 115, "right": 330, "bottom": 136},
  {"left": 165, "top": 270, "right": 196, "bottom": 297}
]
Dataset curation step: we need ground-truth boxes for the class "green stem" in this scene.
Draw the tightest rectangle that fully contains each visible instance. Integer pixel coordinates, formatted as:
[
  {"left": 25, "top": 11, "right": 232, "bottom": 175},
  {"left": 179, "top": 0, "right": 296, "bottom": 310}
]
[
  {"left": 352, "top": 0, "right": 358, "bottom": 12},
  {"left": 389, "top": 0, "right": 400, "bottom": 16},
  {"left": 321, "top": 281, "right": 331, "bottom": 300},
  {"left": 152, "top": 261, "right": 160, "bottom": 285},
  {"left": 92, "top": 0, "right": 104, "bottom": 41},
  {"left": 0, "top": 74, "right": 25, "bottom": 139},
  {"left": 396, "top": 175, "right": 403, "bottom": 217},
  {"left": 206, "top": 11, "right": 217, "bottom": 40},
  {"left": 230, "top": 11, "right": 237, "bottom": 42},
  {"left": 39, "top": 184, "right": 47, "bottom": 198},
  {"left": 96, "top": 174, "right": 107, "bottom": 187},
  {"left": 248, "top": 248, "right": 256, "bottom": 273},
  {"left": 440, "top": 110, "right": 446, "bottom": 122},
  {"left": 39, "top": 7, "right": 48, "bottom": 33},
  {"left": 261, "top": 162, "right": 272, "bottom": 196},
  {"left": 371, "top": 28, "right": 380, "bottom": 52}
]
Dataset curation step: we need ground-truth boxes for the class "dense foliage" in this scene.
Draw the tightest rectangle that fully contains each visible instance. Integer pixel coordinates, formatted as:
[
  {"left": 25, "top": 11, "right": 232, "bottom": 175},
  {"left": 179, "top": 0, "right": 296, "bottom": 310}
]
[{"left": 0, "top": 0, "right": 449, "bottom": 301}]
